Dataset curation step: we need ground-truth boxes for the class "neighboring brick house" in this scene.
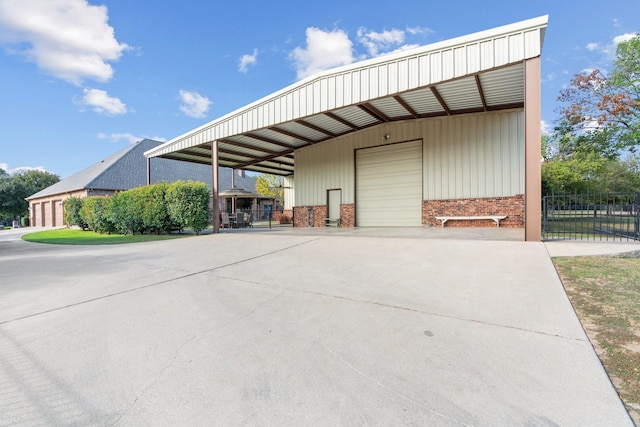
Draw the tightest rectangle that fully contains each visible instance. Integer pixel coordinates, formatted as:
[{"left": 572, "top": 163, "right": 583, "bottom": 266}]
[{"left": 26, "top": 139, "right": 257, "bottom": 227}]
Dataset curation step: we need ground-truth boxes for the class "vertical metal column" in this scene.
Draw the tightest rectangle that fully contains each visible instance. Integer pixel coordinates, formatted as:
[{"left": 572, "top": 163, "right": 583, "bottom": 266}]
[
  {"left": 211, "top": 140, "right": 220, "bottom": 234},
  {"left": 146, "top": 157, "right": 151, "bottom": 185},
  {"left": 525, "top": 56, "right": 542, "bottom": 241}
]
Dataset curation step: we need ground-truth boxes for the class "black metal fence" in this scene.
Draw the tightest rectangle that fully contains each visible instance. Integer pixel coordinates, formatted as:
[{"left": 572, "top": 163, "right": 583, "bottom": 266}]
[
  {"left": 542, "top": 192, "right": 640, "bottom": 241},
  {"left": 218, "top": 208, "right": 292, "bottom": 230}
]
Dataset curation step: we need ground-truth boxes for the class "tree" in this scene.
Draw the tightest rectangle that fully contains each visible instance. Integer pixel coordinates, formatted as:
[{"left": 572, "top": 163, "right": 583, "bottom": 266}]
[
  {"left": 556, "top": 34, "right": 640, "bottom": 156},
  {"left": 0, "top": 169, "right": 59, "bottom": 220},
  {"left": 255, "top": 174, "right": 284, "bottom": 205}
]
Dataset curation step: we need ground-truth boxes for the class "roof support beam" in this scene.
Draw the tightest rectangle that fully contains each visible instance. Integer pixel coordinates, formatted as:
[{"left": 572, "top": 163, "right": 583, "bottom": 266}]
[
  {"left": 358, "top": 103, "right": 389, "bottom": 122},
  {"left": 393, "top": 95, "right": 419, "bottom": 118},
  {"left": 430, "top": 86, "right": 451, "bottom": 115},
  {"left": 296, "top": 119, "right": 338, "bottom": 137},
  {"left": 233, "top": 148, "right": 294, "bottom": 170},
  {"left": 475, "top": 75, "right": 488, "bottom": 112},
  {"left": 325, "top": 112, "right": 359, "bottom": 130},
  {"left": 219, "top": 138, "right": 281, "bottom": 156},
  {"left": 268, "top": 126, "right": 315, "bottom": 144},
  {"left": 244, "top": 133, "right": 296, "bottom": 150}
]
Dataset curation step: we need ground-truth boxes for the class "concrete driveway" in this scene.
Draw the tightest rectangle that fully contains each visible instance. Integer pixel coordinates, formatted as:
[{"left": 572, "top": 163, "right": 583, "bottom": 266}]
[{"left": 0, "top": 228, "right": 633, "bottom": 426}]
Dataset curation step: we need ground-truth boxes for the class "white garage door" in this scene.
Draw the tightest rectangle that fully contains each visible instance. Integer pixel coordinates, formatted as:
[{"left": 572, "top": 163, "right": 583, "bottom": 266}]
[{"left": 356, "top": 140, "right": 423, "bottom": 226}]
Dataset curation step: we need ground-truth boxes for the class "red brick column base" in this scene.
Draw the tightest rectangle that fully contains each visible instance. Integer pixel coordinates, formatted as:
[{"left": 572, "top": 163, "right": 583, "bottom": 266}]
[
  {"left": 422, "top": 195, "right": 524, "bottom": 227},
  {"left": 293, "top": 205, "right": 327, "bottom": 227},
  {"left": 292, "top": 204, "right": 355, "bottom": 227},
  {"left": 339, "top": 204, "right": 355, "bottom": 227}
]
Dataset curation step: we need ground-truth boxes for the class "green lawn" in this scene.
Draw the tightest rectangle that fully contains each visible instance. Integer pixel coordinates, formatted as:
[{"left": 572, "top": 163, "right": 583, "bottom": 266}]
[
  {"left": 553, "top": 256, "right": 640, "bottom": 424},
  {"left": 22, "top": 228, "right": 193, "bottom": 245}
]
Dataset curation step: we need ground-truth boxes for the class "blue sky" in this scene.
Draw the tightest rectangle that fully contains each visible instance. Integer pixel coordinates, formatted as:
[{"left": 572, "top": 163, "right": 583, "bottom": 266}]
[{"left": 0, "top": 0, "right": 638, "bottom": 179}]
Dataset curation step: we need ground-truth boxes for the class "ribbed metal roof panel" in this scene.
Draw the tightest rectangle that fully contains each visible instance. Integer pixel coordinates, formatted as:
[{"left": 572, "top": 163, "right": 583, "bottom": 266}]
[
  {"left": 480, "top": 64, "right": 525, "bottom": 105},
  {"left": 303, "top": 114, "right": 353, "bottom": 134},
  {"left": 369, "top": 97, "right": 412, "bottom": 119},
  {"left": 276, "top": 121, "right": 328, "bottom": 141},
  {"left": 437, "top": 77, "right": 483, "bottom": 111},
  {"left": 225, "top": 134, "right": 288, "bottom": 153},
  {"left": 251, "top": 128, "right": 305, "bottom": 148},
  {"left": 332, "top": 106, "right": 380, "bottom": 127},
  {"left": 400, "top": 88, "right": 444, "bottom": 115}
]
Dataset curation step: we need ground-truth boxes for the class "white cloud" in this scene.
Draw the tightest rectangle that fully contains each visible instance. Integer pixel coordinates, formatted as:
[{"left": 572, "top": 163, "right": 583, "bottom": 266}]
[
  {"left": 587, "top": 32, "right": 638, "bottom": 59},
  {"left": 179, "top": 90, "right": 211, "bottom": 118},
  {"left": 239, "top": 49, "right": 258, "bottom": 73},
  {"left": 586, "top": 43, "right": 599, "bottom": 51},
  {"left": 540, "top": 120, "right": 551, "bottom": 135},
  {"left": 0, "top": 163, "right": 47, "bottom": 174},
  {"left": 612, "top": 33, "right": 636, "bottom": 45},
  {"left": 289, "top": 27, "right": 354, "bottom": 80},
  {"left": 0, "top": 0, "right": 129, "bottom": 85},
  {"left": 406, "top": 25, "right": 433, "bottom": 36},
  {"left": 357, "top": 27, "right": 406, "bottom": 56},
  {"left": 97, "top": 133, "right": 167, "bottom": 144},
  {"left": 76, "top": 88, "right": 127, "bottom": 115}
]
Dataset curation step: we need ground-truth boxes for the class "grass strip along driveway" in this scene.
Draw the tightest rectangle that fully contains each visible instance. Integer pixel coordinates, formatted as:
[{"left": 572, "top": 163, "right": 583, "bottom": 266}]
[
  {"left": 22, "top": 228, "right": 191, "bottom": 245},
  {"left": 553, "top": 256, "right": 640, "bottom": 424}
]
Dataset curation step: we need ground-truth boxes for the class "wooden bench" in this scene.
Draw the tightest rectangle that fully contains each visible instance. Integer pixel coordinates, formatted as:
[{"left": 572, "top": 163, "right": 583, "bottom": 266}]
[
  {"left": 324, "top": 218, "right": 341, "bottom": 227},
  {"left": 435, "top": 215, "right": 506, "bottom": 228}
]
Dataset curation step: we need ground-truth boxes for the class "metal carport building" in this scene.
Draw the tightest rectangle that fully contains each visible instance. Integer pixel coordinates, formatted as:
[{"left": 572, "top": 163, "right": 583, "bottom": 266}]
[{"left": 145, "top": 16, "right": 547, "bottom": 240}]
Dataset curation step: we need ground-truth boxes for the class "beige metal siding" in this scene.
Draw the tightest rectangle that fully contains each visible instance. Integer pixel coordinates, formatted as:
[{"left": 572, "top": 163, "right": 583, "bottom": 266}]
[
  {"left": 423, "top": 112, "right": 524, "bottom": 199},
  {"left": 295, "top": 110, "right": 524, "bottom": 207},
  {"left": 356, "top": 141, "right": 423, "bottom": 226}
]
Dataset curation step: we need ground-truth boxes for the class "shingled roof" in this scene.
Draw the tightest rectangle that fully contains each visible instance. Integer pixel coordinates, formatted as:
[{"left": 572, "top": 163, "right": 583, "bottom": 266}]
[{"left": 27, "top": 139, "right": 256, "bottom": 200}]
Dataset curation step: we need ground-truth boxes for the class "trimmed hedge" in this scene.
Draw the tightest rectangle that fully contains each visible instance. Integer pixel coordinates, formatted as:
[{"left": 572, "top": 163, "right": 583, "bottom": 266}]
[
  {"left": 64, "top": 197, "right": 88, "bottom": 230},
  {"left": 64, "top": 181, "right": 210, "bottom": 235}
]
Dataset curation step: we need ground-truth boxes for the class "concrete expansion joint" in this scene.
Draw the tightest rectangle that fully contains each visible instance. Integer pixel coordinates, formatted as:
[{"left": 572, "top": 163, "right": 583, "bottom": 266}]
[
  {"left": 0, "top": 239, "right": 322, "bottom": 327},
  {"left": 219, "top": 288, "right": 289, "bottom": 329},
  {"left": 109, "top": 334, "right": 197, "bottom": 426},
  {"left": 279, "top": 288, "right": 588, "bottom": 343}
]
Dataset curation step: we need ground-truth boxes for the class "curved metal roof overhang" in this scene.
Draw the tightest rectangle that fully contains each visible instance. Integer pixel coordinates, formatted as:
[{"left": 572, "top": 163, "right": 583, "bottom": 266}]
[{"left": 145, "top": 16, "right": 548, "bottom": 176}]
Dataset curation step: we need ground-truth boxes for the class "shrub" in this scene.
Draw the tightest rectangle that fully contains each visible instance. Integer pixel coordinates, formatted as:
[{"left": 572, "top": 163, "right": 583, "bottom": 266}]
[
  {"left": 165, "top": 180, "right": 210, "bottom": 234},
  {"left": 137, "top": 183, "right": 173, "bottom": 234},
  {"left": 109, "top": 191, "right": 144, "bottom": 235},
  {"left": 81, "top": 196, "right": 114, "bottom": 234},
  {"left": 64, "top": 197, "right": 88, "bottom": 230}
]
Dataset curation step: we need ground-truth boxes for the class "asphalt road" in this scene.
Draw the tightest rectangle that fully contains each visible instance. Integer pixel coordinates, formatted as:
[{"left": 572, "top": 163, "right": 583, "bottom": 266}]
[{"left": 0, "top": 228, "right": 633, "bottom": 426}]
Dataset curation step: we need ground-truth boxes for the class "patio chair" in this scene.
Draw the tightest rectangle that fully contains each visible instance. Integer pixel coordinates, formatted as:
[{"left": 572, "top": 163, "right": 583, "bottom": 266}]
[
  {"left": 236, "top": 212, "right": 246, "bottom": 228},
  {"left": 221, "top": 212, "right": 230, "bottom": 229}
]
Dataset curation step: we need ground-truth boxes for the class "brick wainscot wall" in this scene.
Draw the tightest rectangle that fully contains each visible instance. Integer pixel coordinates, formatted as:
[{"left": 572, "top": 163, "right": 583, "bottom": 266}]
[
  {"left": 293, "top": 204, "right": 355, "bottom": 227},
  {"left": 422, "top": 195, "right": 524, "bottom": 227}
]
